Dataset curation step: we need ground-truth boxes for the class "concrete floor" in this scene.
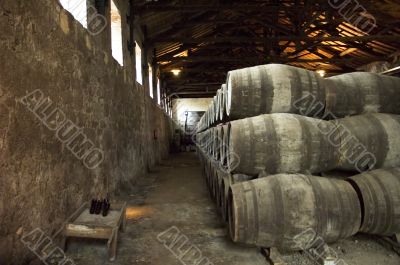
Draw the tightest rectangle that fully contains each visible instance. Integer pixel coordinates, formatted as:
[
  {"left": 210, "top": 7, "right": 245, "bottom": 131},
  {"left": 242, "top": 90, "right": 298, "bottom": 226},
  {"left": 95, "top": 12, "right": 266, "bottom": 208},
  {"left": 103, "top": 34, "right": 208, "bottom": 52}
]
[
  {"left": 66, "top": 153, "right": 267, "bottom": 265},
  {"left": 65, "top": 153, "right": 400, "bottom": 265}
]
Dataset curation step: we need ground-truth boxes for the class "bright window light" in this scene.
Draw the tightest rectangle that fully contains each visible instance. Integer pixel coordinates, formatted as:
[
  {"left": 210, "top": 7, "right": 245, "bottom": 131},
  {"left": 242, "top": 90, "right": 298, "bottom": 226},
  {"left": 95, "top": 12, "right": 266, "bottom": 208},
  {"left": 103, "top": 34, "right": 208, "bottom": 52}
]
[
  {"left": 135, "top": 42, "right": 143, "bottom": 84},
  {"left": 157, "top": 78, "right": 161, "bottom": 105},
  {"left": 148, "top": 64, "right": 154, "bottom": 98},
  {"left": 59, "top": 0, "right": 87, "bottom": 28},
  {"left": 111, "top": 0, "right": 123, "bottom": 65}
]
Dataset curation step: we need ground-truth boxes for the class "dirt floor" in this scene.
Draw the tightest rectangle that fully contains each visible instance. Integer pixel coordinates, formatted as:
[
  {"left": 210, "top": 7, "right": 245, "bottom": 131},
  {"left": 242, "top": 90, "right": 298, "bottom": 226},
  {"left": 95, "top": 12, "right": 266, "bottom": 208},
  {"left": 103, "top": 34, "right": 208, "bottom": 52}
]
[{"left": 65, "top": 152, "right": 400, "bottom": 265}]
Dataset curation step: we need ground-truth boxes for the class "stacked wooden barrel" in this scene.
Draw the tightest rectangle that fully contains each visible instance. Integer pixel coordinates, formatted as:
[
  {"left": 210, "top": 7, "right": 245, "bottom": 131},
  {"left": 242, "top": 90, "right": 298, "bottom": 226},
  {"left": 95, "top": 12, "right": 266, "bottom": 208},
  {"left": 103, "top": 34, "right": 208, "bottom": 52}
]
[{"left": 195, "top": 63, "right": 400, "bottom": 251}]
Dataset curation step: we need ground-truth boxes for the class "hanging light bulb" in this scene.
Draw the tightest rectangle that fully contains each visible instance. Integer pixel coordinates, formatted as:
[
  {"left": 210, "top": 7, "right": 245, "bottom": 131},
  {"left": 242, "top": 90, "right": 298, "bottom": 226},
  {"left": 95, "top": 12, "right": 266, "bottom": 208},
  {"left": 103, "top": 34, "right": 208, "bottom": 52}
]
[
  {"left": 316, "top": 69, "right": 326, "bottom": 77},
  {"left": 171, "top": 69, "right": 181, "bottom": 76}
]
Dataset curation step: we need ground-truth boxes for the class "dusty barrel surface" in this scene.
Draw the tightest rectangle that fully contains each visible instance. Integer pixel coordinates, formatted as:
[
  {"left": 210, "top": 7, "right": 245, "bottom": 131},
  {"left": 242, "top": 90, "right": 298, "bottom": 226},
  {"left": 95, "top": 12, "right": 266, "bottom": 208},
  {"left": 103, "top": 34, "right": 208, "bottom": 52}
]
[
  {"left": 212, "top": 95, "right": 218, "bottom": 125},
  {"left": 228, "top": 113, "right": 339, "bottom": 176},
  {"left": 214, "top": 167, "right": 228, "bottom": 208},
  {"left": 197, "top": 130, "right": 208, "bottom": 150},
  {"left": 226, "top": 64, "right": 326, "bottom": 120},
  {"left": 325, "top": 72, "right": 400, "bottom": 118},
  {"left": 216, "top": 89, "right": 223, "bottom": 122},
  {"left": 220, "top": 174, "right": 254, "bottom": 222},
  {"left": 220, "top": 124, "right": 230, "bottom": 167},
  {"left": 216, "top": 126, "right": 224, "bottom": 160},
  {"left": 214, "top": 125, "right": 224, "bottom": 162},
  {"left": 220, "top": 84, "right": 227, "bottom": 121},
  {"left": 205, "top": 128, "right": 213, "bottom": 156},
  {"left": 228, "top": 174, "right": 361, "bottom": 250},
  {"left": 348, "top": 168, "right": 400, "bottom": 235},
  {"left": 207, "top": 160, "right": 216, "bottom": 194},
  {"left": 211, "top": 127, "right": 219, "bottom": 159},
  {"left": 209, "top": 98, "right": 213, "bottom": 126},
  {"left": 335, "top": 113, "right": 400, "bottom": 171}
]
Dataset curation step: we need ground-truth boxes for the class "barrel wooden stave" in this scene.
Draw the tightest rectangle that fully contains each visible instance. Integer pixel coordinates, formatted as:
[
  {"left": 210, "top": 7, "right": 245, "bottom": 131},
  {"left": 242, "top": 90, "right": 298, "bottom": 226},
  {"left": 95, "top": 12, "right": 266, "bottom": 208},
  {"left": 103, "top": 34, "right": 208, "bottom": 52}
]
[
  {"left": 220, "top": 84, "right": 227, "bottom": 121},
  {"left": 349, "top": 168, "right": 400, "bottom": 235},
  {"left": 228, "top": 113, "right": 339, "bottom": 176},
  {"left": 226, "top": 64, "right": 326, "bottom": 120},
  {"left": 220, "top": 174, "right": 254, "bottom": 222},
  {"left": 325, "top": 72, "right": 400, "bottom": 118},
  {"left": 336, "top": 113, "right": 400, "bottom": 171},
  {"left": 228, "top": 174, "right": 361, "bottom": 250}
]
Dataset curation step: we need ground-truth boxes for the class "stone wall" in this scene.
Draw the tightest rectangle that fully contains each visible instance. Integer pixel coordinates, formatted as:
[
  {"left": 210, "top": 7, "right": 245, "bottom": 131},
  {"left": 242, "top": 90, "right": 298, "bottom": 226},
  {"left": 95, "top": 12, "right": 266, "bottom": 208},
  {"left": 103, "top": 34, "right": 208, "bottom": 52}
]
[{"left": 0, "top": 0, "right": 172, "bottom": 263}]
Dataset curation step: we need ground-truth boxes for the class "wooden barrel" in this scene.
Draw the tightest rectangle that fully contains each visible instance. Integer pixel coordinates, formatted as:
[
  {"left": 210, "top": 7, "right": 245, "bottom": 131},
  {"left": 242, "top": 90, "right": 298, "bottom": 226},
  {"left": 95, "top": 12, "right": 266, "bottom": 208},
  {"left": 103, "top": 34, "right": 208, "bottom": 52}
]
[
  {"left": 348, "top": 168, "right": 400, "bottom": 235},
  {"left": 204, "top": 157, "right": 211, "bottom": 188},
  {"left": 220, "top": 84, "right": 227, "bottom": 121},
  {"left": 217, "top": 170, "right": 230, "bottom": 215},
  {"left": 207, "top": 128, "right": 214, "bottom": 156},
  {"left": 214, "top": 167, "right": 225, "bottom": 207},
  {"left": 212, "top": 95, "right": 218, "bottom": 125},
  {"left": 220, "top": 174, "right": 254, "bottom": 223},
  {"left": 207, "top": 102, "right": 211, "bottom": 127},
  {"left": 215, "top": 89, "right": 222, "bottom": 123},
  {"left": 207, "top": 106, "right": 213, "bottom": 128},
  {"left": 201, "top": 130, "right": 208, "bottom": 151},
  {"left": 219, "top": 124, "right": 229, "bottom": 165},
  {"left": 199, "top": 130, "right": 205, "bottom": 153},
  {"left": 204, "top": 109, "right": 209, "bottom": 129},
  {"left": 214, "top": 127, "right": 221, "bottom": 160},
  {"left": 325, "top": 72, "right": 400, "bottom": 118},
  {"left": 210, "top": 161, "right": 222, "bottom": 202},
  {"left": 208, "top": 160, "right": 216, "bottom": 194},
  {"left": 226, "top": 64, "right": 326, "bottom": 120},
  {"left": 216, "top": 126, "right": 224, "bottom": 161},
  {"left": 336, "top": 113, "right": 400, "bottom": 171},
  {"left": 228, "top": 174, "right": 361, "bottom": 249},
  {"left": 211, "top": 128, "right": 216, "bottom": 160},
  {"left": 227, "top": 113, "right": 339, "bottom": 176},
  {"left": 211, "top": 166, "right": 218, "bottom": 200},
  {"left": 198, "top": 149, "right": 208, "bottom": 178}
]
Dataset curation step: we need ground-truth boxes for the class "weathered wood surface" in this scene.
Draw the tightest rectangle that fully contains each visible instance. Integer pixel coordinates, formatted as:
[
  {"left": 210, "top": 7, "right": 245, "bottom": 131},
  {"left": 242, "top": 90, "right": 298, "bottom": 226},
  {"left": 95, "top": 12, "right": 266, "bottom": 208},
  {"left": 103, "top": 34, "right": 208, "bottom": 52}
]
[
  {"left": 227, "top": 113, "right": 339, "bottom": 176},
  {"left": 226, "top": 64, "right": 326, "bottom": 120},
  {"left": 325, "top": 72, "right": 400, "bottom": 118},
  {"left": 336, "top": 113, "right": 400, "bottom": 171},
  {"left": 228, "top": 174, "right": 361, "bottom": 250},
  {"left": 226, "top": 113, "right": 400, "bottom": 175},
  {"left": 62, "top": 201, "right": 127, "bottom": 261},
  {"left": 349, "top": 168, "right": 400, "bottom": 236}
]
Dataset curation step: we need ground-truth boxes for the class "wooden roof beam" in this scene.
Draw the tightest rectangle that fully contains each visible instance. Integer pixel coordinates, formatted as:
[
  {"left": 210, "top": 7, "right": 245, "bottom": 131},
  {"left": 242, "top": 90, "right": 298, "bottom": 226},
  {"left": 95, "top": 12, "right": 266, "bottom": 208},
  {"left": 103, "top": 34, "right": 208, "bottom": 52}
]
[
  {"left": 150, "top": 35, "right": 400, "bottom": 44},
  {"left": 159, "top": 56, "right": 388, "bottom": 64},
  {"left": 134, "top": 4, "right": 327, "bottom": 13}
]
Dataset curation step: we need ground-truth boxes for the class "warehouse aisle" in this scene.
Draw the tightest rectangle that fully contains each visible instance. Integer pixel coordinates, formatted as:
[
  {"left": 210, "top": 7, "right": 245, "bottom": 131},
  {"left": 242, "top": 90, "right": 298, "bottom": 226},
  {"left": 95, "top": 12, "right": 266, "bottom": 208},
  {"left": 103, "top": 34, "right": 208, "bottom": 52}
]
[{"left": 66, "top": 153, "right": 267, "bottom": 265}]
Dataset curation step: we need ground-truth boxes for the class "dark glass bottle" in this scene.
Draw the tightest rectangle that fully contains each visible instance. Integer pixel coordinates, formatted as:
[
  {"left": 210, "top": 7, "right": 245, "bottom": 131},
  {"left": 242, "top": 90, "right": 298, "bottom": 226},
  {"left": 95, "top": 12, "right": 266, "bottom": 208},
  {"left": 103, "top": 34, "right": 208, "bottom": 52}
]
[
  {"left": 89, "top": 199, "right": 97, "bottom": 214},
  {"left": 95, "top": 199, "right": 102, "bottom": 215},
  {"left": 102, "top": 198, "right": 110, "bottom": 217}
]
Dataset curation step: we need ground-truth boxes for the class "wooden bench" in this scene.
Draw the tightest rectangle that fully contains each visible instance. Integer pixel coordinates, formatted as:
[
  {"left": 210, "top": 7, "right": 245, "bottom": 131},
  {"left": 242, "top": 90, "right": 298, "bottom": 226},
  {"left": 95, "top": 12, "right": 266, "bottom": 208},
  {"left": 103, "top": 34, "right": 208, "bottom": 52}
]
[{"left": 61, "top": 201, "right": 127, "bottom": 261}]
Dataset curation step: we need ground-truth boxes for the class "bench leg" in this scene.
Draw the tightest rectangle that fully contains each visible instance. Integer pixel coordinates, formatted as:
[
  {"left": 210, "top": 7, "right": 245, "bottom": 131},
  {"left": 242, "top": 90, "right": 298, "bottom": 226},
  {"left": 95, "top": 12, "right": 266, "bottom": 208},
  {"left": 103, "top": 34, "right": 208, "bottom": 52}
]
[
  {"left": 109, "top": 231, "right": 118, "bottom": 261},
  {"left": 60, "top": 236, "right": 67, "bottom": 251},
  {"left": 120, "top": 208, "right": 126, "bottom": 233}
]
